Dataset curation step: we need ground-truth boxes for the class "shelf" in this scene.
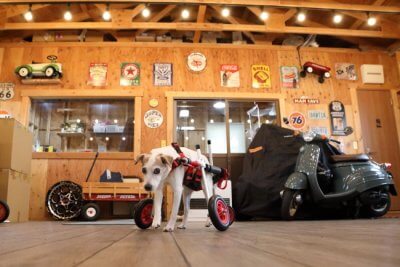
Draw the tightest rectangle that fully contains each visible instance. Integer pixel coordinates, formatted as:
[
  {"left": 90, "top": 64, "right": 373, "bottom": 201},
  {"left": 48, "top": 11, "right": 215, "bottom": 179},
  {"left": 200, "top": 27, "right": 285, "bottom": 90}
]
[
  {"left": 20, "top": 78, "right": 61, "bottom": 85},
  {"left": 57, "top": 132, "right": 86, "bottom": 137}
]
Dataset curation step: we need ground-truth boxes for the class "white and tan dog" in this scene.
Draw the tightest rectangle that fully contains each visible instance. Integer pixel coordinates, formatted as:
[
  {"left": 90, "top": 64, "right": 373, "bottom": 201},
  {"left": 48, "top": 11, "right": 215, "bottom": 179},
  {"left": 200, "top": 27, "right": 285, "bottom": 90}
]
[{"left": 135, "top": 145, "right": 214, "bottom": 232}]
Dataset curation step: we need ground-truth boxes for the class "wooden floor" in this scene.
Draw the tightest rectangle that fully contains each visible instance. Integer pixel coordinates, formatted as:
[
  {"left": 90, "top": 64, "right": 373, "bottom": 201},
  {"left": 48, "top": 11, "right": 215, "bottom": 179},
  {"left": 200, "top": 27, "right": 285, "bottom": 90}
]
[{"left": 0, "top": 219, "right": 400, "bottom": 267}]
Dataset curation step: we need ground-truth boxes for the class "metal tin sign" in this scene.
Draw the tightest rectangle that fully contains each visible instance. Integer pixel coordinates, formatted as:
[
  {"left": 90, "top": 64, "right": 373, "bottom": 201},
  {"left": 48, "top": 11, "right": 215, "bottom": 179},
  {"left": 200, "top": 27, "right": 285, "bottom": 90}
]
[
  {"left": 308, "top": 110, "right": 327, "bottom": 120},
  {"left": 144, "top": 109, "right": 163, "bottom": 128},
  {"left": 187, "top": 52, "right": 207, "bottom": 73},
  {"left": 335, "top": 63, "right": 357, "bottom": 81},
  {"left": 329, "top": 101, "right": 347, "bottom": 136},
  {"left": 220, "top": 64, "right": 240, "bottom": 87},
  {"left": 120, "top": 63, "right": 140, "bottom": 86},
  {"left": 0, "top": 83, "right": 15, "bottom": 101},
  {"left": 153, "top": 63, "right": 172, "bottom": 86},
  {"left": 251, "top": 64, "right": 271, "bottom": 89},
  {"left": 288, "top": 111, "right": 306, "bottom": 129},
  {"left": 310, "top": 126, "right": 329, "bottom": 136},
  {"left": 293, "top": 97, "right": 320, "bottom": 104},
  {"left": 280, "top": 66, "right": 299, "bottom": 89},
  {"left": 87, "top": 63, "right": 108, "bottom": 86}
]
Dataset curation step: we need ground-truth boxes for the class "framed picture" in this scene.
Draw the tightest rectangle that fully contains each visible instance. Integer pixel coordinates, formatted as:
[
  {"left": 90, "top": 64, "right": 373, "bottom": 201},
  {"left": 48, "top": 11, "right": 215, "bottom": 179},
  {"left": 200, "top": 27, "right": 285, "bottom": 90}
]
[{"left": 335, "top": 63, "right": 357, "bottom": 80}]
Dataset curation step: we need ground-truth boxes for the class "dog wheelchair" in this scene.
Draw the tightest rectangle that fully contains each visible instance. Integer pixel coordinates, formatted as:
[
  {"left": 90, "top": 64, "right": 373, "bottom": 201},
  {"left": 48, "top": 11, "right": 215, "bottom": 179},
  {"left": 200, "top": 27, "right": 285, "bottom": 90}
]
[
  {"left": 0, "top": 200, "right": 10, "bottom": 223},
  {"left": 134, "top": 141, "right": 235, "bottom": 231}
]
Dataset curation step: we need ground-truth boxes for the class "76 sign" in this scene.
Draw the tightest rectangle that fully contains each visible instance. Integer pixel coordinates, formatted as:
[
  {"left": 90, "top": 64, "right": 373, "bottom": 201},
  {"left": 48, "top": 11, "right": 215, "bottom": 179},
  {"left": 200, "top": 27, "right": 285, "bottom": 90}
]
[
  {"left": 289, "top": 112, "right": 306, "bottom": 129},
  {"left": 0, "top": 83, "right": 15, "bottom": 101}
]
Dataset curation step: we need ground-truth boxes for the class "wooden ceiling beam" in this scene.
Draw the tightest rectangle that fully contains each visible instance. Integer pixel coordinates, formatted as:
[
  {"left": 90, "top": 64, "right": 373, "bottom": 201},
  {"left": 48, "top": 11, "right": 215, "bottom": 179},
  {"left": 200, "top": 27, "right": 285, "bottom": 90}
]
[
  {"left": 193, "top": 5, "right": 206, "bottom": 43},
  {"left": 6, "top": 4, "right": 50, "bottom": 18},
  {"left": 135, "top": 4, "right": 176, "bottom": 36},
  {"left": 1, "top": 1, "right": 399, "bottom": 14}
]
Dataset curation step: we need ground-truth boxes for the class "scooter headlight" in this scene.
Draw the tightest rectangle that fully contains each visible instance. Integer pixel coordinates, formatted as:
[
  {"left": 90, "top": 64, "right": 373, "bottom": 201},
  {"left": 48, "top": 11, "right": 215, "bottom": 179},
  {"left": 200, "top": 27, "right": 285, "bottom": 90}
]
[{"left": 303, "top": 131, "right": 316, "bottom": 142}]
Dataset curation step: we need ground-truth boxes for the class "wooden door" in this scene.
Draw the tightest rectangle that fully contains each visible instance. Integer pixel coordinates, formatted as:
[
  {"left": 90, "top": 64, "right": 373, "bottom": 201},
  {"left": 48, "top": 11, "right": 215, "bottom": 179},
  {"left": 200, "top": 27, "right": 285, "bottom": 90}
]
[{"left": 357, "top": 90, "right": 400, "bottom": 211}]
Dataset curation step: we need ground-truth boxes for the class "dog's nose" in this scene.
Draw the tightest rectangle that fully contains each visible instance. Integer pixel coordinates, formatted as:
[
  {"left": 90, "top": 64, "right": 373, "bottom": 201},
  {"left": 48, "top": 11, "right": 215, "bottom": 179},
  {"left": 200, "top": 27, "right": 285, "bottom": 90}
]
[{"left": 144, "top": 183, "right": 152, "bottom": 191}]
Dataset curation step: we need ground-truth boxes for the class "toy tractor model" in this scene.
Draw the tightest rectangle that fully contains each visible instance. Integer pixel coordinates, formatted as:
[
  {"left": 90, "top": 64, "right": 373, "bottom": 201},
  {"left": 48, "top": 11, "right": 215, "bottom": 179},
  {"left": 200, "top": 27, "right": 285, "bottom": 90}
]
[
  {"left": 300, "top": 61, "right": 331, "bottom": 84},
  {"left": 15, "top": 55, "right": 62, "bottom": 79},
  {"left": 0, "top": 200, "right": 10, "bottom": 223}
]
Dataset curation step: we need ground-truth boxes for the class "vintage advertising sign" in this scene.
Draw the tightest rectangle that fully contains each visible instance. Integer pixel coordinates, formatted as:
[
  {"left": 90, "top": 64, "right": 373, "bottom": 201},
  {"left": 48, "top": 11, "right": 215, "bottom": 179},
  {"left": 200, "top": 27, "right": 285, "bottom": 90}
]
[
  {"left": 144, "top": 109, "right": 163, "bottom": 128},
  {"left": 293, "top": 97, "right": 320, "bottom": 104},
  {"left": 310, "top": 126, "right": 329, "bottom": 136},
  {"left": 0, "top": 83, "right": 15, "bottom": 101},
  {"left": 87, "top": 63, "right": 108, "bottom": 86},
  {"left": 288, "top": 112, "right": 306, "bottom": 129},
  {"left": 120, "top": 63, "right": 140, "bottom": 86},
  {"left": 329, "top": 101, "right": 347, "bottom": 136},
  {"left": 251, "top": 65, "right": 271, "bottom": 89},
  {"left": 308, "top": 110, "right": 327, "bottom": 120},
  {"left": 153, "top": 63, "right": 172, "bottom": 86},
  {"left": 0, "top": 110, "right": 11, "bottom": 118},
  {"left": 187, "top": 52, "right": 207, "bottom": 73},
  {"left": 335, "top": 63, "right": 357, "bottom": 81},
  {"left": 280, "top": 66, "right": 299, "bottom": 89},
  {"left": 220, "top": 64, "right": 240, "bottom": 87}
]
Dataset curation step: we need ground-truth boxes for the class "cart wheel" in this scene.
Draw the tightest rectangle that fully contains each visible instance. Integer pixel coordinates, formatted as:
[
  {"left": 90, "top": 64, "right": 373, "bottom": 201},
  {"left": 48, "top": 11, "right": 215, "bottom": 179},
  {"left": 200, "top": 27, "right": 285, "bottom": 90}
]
[
  {"left": 318, "top": 76, "right": 325, "bottom": 84},
  {"left": 46, "top": 181, "right": 83, "bottom": 220},
  {"left": 208, "top": 195, "right": 230, "bottom": 231},
  {"left": 300, "top": 70, "right": 307, "bottom": 78},
  {"left": 228, "top": 205, "right": 235, "bottom": 226},
  {"left": 18, "top": 67, "right": 30, "bottom": 78},
  {"left": 81, "top": 203, "right": 101, "bottom": 221},
  {"left": 134, "top": 199, "right": 153, "bottom": 229},
  {"left": 0, "top": 200, "right": 10, "bottom": 223},
  {"left": 45, "top": 66, "right": 55, "bottom": 77}
]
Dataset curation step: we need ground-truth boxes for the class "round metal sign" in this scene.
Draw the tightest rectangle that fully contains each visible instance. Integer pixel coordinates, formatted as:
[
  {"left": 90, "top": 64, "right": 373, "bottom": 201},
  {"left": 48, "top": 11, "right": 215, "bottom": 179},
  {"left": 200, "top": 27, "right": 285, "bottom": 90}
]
[
  {"left": 144, "top": 109, "right": 163, "bottom": 128},
  {"left": 187, "top": 52, "right": 207, "bottom": 73}
]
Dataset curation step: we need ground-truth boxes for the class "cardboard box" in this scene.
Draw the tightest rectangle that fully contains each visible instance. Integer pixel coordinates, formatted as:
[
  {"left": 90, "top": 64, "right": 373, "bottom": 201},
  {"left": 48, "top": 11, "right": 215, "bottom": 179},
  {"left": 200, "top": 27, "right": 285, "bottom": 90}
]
[
  {"left": 0, "top": 119, "right": 33, "bottom": 174},
  {"left": 0, "top": 169, "right": 31, "bottom": 222}
]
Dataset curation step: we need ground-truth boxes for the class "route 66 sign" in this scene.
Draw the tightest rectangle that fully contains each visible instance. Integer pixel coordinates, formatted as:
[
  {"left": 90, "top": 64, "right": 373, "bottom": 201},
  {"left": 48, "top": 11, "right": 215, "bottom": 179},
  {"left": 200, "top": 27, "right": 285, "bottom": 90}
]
[
  {"left": 187, "top": 52, "right": 207, "bottom": 73},
  {"left": 0, "top": 83, "right": 15, "bottom": 101}
]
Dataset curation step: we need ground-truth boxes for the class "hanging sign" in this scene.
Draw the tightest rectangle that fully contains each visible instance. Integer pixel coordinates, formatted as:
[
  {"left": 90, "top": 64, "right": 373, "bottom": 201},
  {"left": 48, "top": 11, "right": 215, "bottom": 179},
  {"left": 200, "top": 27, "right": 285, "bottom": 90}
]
[
  {"left": 120, "top": 63, "right": 140, "bottom": 86},
  {"left": 0, "top": 83, "right": 15, "bottom": 100},
  {"left": 87, "top": 63, "right": 108, "bottom": 86},
  {"left": 310, "top": 126, "right": 329, "bottom": 136},
  {"left": 329, "top": 101, "right": 347, "bottom": 136},
  {"left": 220, "top": 64, "right": 240, "bottom": 87},
  {"left": 280, "top": 66, "right": 299, "bottom": 89},
  {"left": 251, "top": 65, "right": 271, "bottom": 89},
  {"left": 308, "top": 110, "right": 327, "bottom": 120},
  {"left": 335, "top": 63, "right": 357, "bottom": 81},
  {"left": 293, "top": 97, "right": 320, "bottom": 104},
  {"left": 288, "top": 112, "right": 306, "bottom": 130},
  {"left": 187, "top": 52, "right": 207, "bottom": 73},
  {"left": 144, "top": 110, "right": 163, "bottom": 128},
  {"left": 153, "top": 63, "right": 172, "bottom": 86}
]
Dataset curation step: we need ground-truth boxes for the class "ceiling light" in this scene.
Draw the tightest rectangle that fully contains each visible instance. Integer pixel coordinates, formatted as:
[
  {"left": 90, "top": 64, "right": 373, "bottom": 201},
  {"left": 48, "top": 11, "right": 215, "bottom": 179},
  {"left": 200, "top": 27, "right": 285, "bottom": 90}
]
[
  {"left": 260, "top": 10, "right": 269, "bottom": 21},
  {"left": 122, "top": 136, "right": 126, "bottom": 141},
  {"left": 297, "top": 10, "right": 306, "bottom": 22},
  {"left": 24, "top": 5, "right": 33, "bottom": 21},
  {"left": 190, "top": 118, "right": 194, "bottom": 123},
  {"left": 64, "top": 4, "right": 72, "bottom": 21},
  {"left": 367, "top": 14, "right": 377, "bottom": 26},
  {"left": 229, "top": 119, "right": 232, "bottom": 123},
  {"left": 333, "top": 14, "right": 343, "bottom": 24},
  {"left": 213, "top": 101, "right": 225, "bottom": 109},
  {"left": 142, "top": 6, "right": 150, "bottom": 18},
  {"left": 102, "top": 4, "right": 111, "bottom": 21},
  {"left": 221, "top": 7, "right": 230, "bottom": 17},
  {"left": 179, "top": 109, "right": 190, "bottom": 118},
  {"left": 181, "top": 8, "right": 190, "bottom": 19},
  {"left": 210, "top": 119, "right": 214, "bottom": 123}
]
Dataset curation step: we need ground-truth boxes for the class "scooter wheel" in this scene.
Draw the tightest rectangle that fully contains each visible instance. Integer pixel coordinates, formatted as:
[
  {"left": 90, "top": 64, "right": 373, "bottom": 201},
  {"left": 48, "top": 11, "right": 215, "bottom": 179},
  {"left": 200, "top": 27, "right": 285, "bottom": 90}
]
[
  {"left": 81, "top": 203, "right": 101, "bottom": 221},
  {"left": 0, "top": 200, "right": 10, "bottom": 223},
  {"left": 134, "top": 199, "right": 154, "bottom": 229},
  {"left": 364, "top": 191, "right": 391, "bottom": 218},
  {"left": 281, "top": 190, "right": 302, "bottom": 221},
  {"left": 208, "top": 195, "right": 230, "bottom": 231},
  {"left": 228, "top": 205, "right": 235, "bottom": 226}
]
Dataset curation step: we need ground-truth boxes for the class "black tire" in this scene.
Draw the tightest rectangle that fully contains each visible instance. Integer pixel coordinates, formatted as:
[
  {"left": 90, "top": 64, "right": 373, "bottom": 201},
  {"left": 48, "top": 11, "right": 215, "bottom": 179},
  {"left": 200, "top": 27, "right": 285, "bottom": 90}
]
[
  {"left": 0, "top": 200, "right": 10, "bottom": 223},
  {"left": 81, "top": 203, "right": 101, "bottom": 221},
  {"left": 208, "top": 195, "right": 230, "bottom": 231},
  {"left": 228, "top": 205, "right": 235, "bottom": 226},
  {"left": 300, "top": 70, "right": 307, "bottom": 78},
  {"left": 46, "top": 181, "right": 83, "bottom": 220},
  {"left": 134, "top": 199, "right": 154, "bottom": 229},
  {"left": 364, "top": 191, "right": 391, "bottom": 218},
  {"left": 281, "top": 190, "right": 302, "bottom": 221},
  {"left": 318, "top": 76, "right": 325, "bottom": 84}
]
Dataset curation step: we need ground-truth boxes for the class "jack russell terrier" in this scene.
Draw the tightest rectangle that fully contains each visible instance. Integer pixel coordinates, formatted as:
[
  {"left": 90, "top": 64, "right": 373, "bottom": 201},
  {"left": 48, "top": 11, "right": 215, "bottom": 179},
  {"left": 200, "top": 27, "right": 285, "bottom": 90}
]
[{"left": 135, "top": 145, "right": 214, "bottom": 232}]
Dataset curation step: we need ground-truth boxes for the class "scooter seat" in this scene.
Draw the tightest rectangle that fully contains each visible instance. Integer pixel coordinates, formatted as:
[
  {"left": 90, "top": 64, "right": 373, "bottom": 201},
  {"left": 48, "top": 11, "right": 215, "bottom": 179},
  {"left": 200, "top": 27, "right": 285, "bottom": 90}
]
[{"left": 330, "top": 154, "right": 370, "bottom": 163}]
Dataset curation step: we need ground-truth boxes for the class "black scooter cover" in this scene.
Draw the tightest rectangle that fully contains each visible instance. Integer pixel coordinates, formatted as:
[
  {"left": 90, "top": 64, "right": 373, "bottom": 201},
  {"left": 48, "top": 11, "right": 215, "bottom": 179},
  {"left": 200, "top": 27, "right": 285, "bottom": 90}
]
[{"left": 234, "top": 124, "right": 303, "bottom": 218}]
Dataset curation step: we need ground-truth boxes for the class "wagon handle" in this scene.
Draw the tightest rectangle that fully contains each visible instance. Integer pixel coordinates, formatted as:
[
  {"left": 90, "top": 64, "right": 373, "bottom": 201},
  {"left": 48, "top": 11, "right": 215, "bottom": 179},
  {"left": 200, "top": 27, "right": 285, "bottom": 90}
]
[{"left": 86, "top": 152, "right": 99, "bottom": 182}]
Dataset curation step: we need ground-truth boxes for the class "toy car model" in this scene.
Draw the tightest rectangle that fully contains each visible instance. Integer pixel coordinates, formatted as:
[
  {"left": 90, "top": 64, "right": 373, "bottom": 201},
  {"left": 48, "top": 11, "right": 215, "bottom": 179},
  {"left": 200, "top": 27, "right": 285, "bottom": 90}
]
[
  {"left": 300, "top": 61, "right": 331, "bottom": 83},
  {"left": 15, "top": 55, "right": 62, "bottom": 79}
]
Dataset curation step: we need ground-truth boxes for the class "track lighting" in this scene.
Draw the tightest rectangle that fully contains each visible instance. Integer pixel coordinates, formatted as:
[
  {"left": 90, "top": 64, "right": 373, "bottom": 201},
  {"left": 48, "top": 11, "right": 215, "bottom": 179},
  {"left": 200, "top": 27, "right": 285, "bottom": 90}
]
[
  {"left": 333, "top": 13, "right": 343, "bottom": 24},
  {"left": 297, "top": 10, "right": 306, "bottom": 22},
  {"left": 24, "top": 4, "right": 33, "bottom": 21},
  {"left": 181, "top": 8, "right": 190, "bottom": 19},
  {"left": 142, "top": 6, "right": 151, "bottom": 18},
  {"left": 64, "top": 3, "right": 72, "bottom": 21},
  {"left": 102, "top": 4, "right": 111, "bottom": 21},
  {"left": 367, "top": 13, "right": 377, "bottom": 26},
  {"left": 221, "top": 7, "right": 230, "bottom": 17},
  {"left": 260, "top": 9, "right": 269, "bottom": 21}
]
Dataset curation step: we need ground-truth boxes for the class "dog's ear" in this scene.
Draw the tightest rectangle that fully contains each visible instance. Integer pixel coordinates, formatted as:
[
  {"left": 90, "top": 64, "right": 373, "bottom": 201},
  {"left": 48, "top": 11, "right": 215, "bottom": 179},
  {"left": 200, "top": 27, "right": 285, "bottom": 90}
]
[
  {"left": 135, "top": 153, "right": 149, "bottom": 165},
  {"left": 158, "top": 154, "right": 174, "bottom": 167}
]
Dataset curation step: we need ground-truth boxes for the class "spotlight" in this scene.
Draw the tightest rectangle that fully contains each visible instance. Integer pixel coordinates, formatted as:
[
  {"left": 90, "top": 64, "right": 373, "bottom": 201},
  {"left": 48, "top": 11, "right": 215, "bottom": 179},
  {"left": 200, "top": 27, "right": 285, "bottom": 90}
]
[
  {"left": 221, "top": 7, "right": 230, "bottom": 17},
  {"left": 102, "top": 4, "right": 111, "bottom": 21},
  {"left": 64, "top": 3, "right": 72, "bottom": 21},
  {"left": 24, "top": 5, "right": 33, "bottom": 21},
  {"left": 181, "top": 8, "right": 190, "bottom": 19},
  {"left": 297, "top": 10, "right": 306, "bottom": 22},
  {"left": 333, "top": 14, "right": 343, "bottom": 24},
  {"left": 260, "top": 10, "right": 269, "bottom": 21},
  {"left": 367, "top": 14, "right": 377, "bottom": 26},
  {"left": 142, "top": 6, "right": 150, "bottom": 18}
]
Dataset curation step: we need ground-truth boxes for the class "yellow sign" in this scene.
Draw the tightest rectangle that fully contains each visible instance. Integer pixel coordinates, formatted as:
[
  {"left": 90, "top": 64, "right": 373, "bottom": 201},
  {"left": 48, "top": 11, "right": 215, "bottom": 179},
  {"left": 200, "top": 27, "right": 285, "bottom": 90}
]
[{"left": 251, "top": 65, "right": 271, "bottom": 89}]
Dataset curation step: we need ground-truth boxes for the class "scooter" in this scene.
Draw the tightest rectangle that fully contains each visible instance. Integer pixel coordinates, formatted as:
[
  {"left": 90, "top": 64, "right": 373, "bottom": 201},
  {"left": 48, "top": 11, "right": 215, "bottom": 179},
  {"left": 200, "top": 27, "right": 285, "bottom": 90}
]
[
  {"left": 280, "top": 128, "right": 397, "bottom": 220},
  {"left": 0, "top": 200, "right": 10, "bottom": 223}
]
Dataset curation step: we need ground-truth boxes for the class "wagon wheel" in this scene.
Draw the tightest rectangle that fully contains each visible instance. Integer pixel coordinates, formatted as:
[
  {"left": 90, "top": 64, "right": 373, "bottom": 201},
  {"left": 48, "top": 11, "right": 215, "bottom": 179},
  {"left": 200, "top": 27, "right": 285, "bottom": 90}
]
[
  {"left": 134, "top": 199, "right": 154, "bottom": 229},
  {"left": 208, "top": 195, "right": 230, "bottom": 231},
  {"left": 0, "top": 200, "right": 10, "bottom": 223},
  {"left": 46, "top": 181, "right": 82, "bottom": 220}
]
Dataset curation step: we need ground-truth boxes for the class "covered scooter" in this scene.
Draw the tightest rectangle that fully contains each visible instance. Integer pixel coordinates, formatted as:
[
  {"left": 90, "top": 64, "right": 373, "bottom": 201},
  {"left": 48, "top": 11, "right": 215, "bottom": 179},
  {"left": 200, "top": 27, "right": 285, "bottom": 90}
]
[{"left": 281, "top": 128, "right": 398, "bottom": 220}]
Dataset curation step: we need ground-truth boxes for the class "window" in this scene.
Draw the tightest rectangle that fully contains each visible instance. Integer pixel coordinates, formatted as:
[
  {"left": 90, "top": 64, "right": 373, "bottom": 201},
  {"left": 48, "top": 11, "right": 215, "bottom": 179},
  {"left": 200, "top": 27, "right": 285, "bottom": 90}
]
[{"left": 29, "top": 99, "right": 134, "bottom": 152}]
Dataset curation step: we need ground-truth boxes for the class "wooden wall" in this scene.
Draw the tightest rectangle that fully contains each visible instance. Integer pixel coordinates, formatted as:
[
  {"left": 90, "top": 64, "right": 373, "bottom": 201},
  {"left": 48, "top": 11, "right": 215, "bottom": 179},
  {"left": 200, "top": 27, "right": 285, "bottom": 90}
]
[{"left": 0, "top": 42, "right": 399, "bottom": 220}]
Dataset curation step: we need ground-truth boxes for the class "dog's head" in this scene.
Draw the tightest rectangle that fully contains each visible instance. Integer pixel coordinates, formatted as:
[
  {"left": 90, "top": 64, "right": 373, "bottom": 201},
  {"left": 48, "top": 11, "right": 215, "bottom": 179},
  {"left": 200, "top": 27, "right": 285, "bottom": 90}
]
[{"left": 135, "top": 153, "right": 174, "bottom": 192}]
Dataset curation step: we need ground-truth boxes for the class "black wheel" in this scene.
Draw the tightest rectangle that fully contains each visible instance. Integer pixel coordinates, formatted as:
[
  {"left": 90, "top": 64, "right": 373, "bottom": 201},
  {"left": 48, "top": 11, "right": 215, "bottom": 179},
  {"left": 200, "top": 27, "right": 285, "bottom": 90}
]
[
  {"left": 208, "top": 195, "right": 230, "bottom": 231},
  {"left": 46, "top": 181, "right": 83, "bottom": 220},
  {"left": 228, "top": 205, "right": 235, "bottom": 226},
  {"left": 364, "top": 190, "right": 391, "bottom": 218},
  {"left": 281, "top": 190, "right": 302, "bottom": 220},
  {"left": 81, "top": 203, "right": 101, "bottom": 221},
  {"left": 0, "top": 200, "right": 10, "bottom": 223},
  {"left": 45, "top": 67, "right": 55, "bottom": 78},
  {"left": 300, "top": 70, "right": 307, "bottom": 78},
  {"left": 134, "top": 199, "right": 154, "bottom": 229},
  {"left": 318, "top": 76, "right": 325, "bottom": 84}
]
